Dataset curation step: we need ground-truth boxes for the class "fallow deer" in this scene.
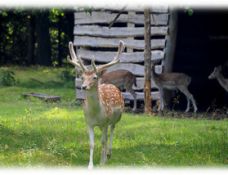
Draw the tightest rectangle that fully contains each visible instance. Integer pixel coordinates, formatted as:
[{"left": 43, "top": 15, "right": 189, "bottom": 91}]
[
  {"left": 152, "top": 65, "right": 198, "bottom": 113},
  {"left": 208, "top": 65, "right": 228, "bottom": 92},
  {"left": 67, "top": 40, "right": 125, "bottom": 169},
  {"left": 100, "top": 69, "right": 137, "bottom": 111}
]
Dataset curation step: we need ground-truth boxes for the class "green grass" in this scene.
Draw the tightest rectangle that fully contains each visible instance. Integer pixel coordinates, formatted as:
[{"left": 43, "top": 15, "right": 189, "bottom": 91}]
[{"left": 0, "top": 66, "right": 227, "bottom": 167}]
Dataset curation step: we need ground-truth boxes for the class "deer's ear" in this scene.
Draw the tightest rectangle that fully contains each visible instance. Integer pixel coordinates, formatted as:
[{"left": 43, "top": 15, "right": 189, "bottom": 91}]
[{"left": 98, "top": 69, "right": 107, "bottom": 77}]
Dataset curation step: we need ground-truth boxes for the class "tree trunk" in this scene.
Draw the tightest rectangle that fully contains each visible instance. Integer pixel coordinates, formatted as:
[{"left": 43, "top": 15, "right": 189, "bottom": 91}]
[
  {"left": 65, "top": 10, "right": 74, "bottom": 43},
  {"left": 144, "top": 8, "right": 152, "bottom": 114},
  {"left": 26, "top": 13, "right": 35, "bottom": 65},
  {"left": 35, "top": 10, "right": 51, "bottom": 66},
  {"left": 57, "top": 15, "right": 63, "bottom": 66}
]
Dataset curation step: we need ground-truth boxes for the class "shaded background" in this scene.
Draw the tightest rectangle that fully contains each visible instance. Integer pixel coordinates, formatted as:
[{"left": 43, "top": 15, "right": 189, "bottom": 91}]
[{"left": 174, "top": 9, "right": 228, "bottom": 111}]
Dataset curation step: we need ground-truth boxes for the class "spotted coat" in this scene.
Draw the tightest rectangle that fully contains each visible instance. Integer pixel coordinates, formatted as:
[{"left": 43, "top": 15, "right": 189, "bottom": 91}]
[{"left": 98, "top": 84, "right": 124, "bottom": 116}]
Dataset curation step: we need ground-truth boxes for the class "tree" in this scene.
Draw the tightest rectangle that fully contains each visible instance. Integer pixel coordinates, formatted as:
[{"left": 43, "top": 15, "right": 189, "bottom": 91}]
[
  {"left": 144, "top": 8, "right": 152, "bottom": 114},
  {"left": 0, "top": 9, "right": 74, "bottom": 66},
  {"left": 26, "top": 12, "right": 35, "bottom": 65},
  {"left": 35, "top": 10, "right": 51, "bottom": 66}
]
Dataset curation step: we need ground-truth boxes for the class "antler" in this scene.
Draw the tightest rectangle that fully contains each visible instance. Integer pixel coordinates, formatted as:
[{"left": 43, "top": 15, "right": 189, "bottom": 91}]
[
  {"left": 94, "top": 40, "right": 125, "bottom": 72},
  {"left": 68, "top": 41, "right": 87, "bottom": 71},
  {"left": 91, "top": 56, "right": 97, "bottom": 73}
]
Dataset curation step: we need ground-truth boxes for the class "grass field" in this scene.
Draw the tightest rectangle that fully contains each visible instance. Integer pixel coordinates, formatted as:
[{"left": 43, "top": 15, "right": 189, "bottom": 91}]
[{"left": 0, "top": 66, "right": 227, "bottom": 167}]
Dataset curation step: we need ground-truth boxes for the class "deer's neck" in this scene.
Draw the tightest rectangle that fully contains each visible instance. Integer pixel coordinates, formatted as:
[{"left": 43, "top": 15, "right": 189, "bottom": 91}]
[
  {"left": 216, "top": 73, "right": 228, "bottom": 91},
  {"left": 84, "top": 85, "right": 102, "bottom": 116}
]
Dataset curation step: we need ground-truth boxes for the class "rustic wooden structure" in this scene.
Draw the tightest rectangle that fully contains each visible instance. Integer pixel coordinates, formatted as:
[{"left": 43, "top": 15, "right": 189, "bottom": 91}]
[{"left": 73, "top": 7, "right": 170, "bottom": 105}]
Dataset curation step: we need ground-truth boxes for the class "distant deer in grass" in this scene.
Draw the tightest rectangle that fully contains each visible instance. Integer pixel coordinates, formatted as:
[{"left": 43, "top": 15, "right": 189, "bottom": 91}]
[
  {"left": 100, "top": 69, "right": 137, "bottom": 111},
  {"left": 208, "top": 65, "right": 228, "bottom": 92},
  {"left": 152, "top": 65, "right": 198, "bottom": 113},
  {"left": 68, "top": 40, "right": 125, "bottom": 169}
]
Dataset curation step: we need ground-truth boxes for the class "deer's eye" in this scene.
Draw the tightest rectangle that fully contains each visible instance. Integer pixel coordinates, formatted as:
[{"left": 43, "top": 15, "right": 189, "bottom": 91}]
[{"left": 93, "top": 75, "right": 98, "bottom": 80}]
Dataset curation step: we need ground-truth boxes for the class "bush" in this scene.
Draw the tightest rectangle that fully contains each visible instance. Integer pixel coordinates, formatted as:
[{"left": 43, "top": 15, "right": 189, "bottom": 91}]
[{"left": 0, "top": 70, "right": 16, "bottom": 86}]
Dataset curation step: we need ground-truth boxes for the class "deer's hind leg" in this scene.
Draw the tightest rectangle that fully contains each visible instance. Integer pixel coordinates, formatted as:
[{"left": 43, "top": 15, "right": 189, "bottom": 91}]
[
  {"left": 179, "top": 86, "right": 197, "bottom": 113},
  {"left": 158, "top": 88, "right": 165, "bottom": 111},
  {"left": 128, "top": 88, "right": 137, "bottom": 112}
]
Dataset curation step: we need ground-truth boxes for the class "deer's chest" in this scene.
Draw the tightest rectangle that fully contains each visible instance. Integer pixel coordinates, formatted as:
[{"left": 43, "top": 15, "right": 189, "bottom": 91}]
[{"left": 83, "top": 101, "right": 109, "bottom": 126}]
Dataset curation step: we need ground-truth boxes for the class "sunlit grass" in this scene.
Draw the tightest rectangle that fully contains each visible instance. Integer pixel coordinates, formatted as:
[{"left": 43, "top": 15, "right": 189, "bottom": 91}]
[{"left": 0, "top": 66, "right": 227, "bottom": 167}]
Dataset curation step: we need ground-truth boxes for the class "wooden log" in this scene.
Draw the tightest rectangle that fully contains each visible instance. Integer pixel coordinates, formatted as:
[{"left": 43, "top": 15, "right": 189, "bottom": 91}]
[
  {"left": 106, "top": 63, "right": 144, "bottom": 76},
  {"left": 74, "top": 63, "right": 162, "bottom": 77},
  {"left": 108, "top": 6, "right": 127, "bottom": 28},
  {"left": 75, "top": 77, "right": 158, "bottom": 90},
  {"left": 134, "top": 77, "right": 158, "bottom": 90},
  {"left": 74, "top": 36, "right": 165, "bottom": 50},
  {"left": 74, "top": 12, "right": 169, "bottom": 26},
  {"left": 22, "top": 93, "right": 61, "bottom": 102},
  {"left": 74, "top": 26, "right": 168, "bottom": 37},
  {"left": 76, "top": 7, "right": 168, "bottom": 14},
  {"left": 76, "top": 89, "right": 160, "bottom": 101},
  {"left": 78, "top": 49, "right": 164, "bottom": 63},
  {"left": 127, "top": 11, "right": 135, "bottom": 53},
  {"left": 122, "top": 91, "right": 160, "bottom": 101}
]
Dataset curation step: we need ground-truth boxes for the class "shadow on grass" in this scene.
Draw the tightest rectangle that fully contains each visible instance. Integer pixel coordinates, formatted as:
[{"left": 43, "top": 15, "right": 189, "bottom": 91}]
[{"left": 0, "top": 118, "right": 89, "bottom": 166}]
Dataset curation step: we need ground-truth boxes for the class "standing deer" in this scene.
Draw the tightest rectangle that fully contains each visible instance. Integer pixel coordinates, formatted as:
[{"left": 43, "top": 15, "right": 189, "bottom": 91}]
[
  {"left": 152, "top": 65, "right": 198, "bottom": 113},
  {"left": 100, "top": 69, "right": 137, "bottom": 111},
  {"left": 68, "top": 40, "right": 125, "bottom": 169},
  {"left": 208, "top": 65, "right": 228, "bottom": 91}
]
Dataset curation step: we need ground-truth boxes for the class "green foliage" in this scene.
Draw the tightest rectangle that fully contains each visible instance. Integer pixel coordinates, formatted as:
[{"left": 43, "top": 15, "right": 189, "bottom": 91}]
[
  {"left": 0, "top": 9, "right": 74, "bottom": 66},
  {"left": 0, "top": 70, "right": 16, "bottom": 86},
  {"left": 185, "top": 8, "right": 194, "bottom": 16},
  {"left": 59, "top": 69, "right": 75, "bottom": 81},
  {"left": 0, "top": 66, "right": 227, "bottom": 167}
]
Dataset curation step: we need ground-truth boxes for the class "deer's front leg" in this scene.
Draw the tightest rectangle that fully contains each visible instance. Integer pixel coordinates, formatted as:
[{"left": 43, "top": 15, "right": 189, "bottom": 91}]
[
  {"left": 159, "top": 88, "right": 165, "bottom": 111},
  {"left": 88, "top": 126, "right": 94, "bottom": 169},
  {"left": 100, "top": 126, "right": 108, "bottom": 165},
  {"left": 107, "top": 124, "right": 115, "bottom": 159}
]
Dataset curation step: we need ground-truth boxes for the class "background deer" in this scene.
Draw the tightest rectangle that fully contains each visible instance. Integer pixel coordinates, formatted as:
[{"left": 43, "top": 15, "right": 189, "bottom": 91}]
[
  {"left": 68, "top": 40, "right": 125, "bottom": 169},
  {"left": 208, "top": 65, "right": 228, "bottom": 91},
  {"left": 100, "top": 69, "right": 137, "bottom": 111},
  {"left": 152, "top": 65, "right": 198, "bottom": 113}
]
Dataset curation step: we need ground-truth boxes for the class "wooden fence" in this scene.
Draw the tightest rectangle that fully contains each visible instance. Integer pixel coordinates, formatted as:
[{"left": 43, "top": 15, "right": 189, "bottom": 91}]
[{"left": 74, "top": 8, "right": 169, "bottom": 102}]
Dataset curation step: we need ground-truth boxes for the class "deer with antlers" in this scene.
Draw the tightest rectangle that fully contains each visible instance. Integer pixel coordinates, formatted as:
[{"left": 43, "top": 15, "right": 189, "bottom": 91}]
[{"left": 68, "top": 40, "right": 125, "bottom": 169}]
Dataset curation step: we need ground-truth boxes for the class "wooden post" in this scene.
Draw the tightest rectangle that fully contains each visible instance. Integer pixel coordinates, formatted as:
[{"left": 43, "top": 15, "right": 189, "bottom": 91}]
[
  {"left": 163, "top": 8, "right": 178, "bottom": 73},
  {"left": 163, "top": 9, "right": 178, "bottom": 107},
  {"left": 144, "top": 8, "right": 152, "bottom": 114}
]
